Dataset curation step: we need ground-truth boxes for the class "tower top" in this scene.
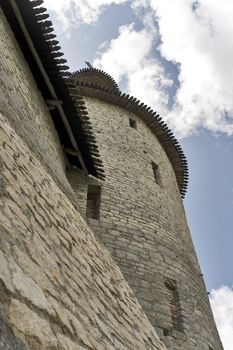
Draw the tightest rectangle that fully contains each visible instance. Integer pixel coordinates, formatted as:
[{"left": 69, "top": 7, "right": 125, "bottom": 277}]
[
  {"left": 72, "top": 67, "right": 120, "bottom": 93},
  {"left": 72, "top": 67, "right": 189, "bottom": 198}
]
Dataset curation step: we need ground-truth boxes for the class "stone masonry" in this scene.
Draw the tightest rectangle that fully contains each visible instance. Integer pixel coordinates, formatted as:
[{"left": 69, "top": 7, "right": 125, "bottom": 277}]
[
  {"left": 0, "top": 2, "right": 224, "bottom": 350},
  {"left": 0, "top": 7, "right": 168, "bottom": 350},
  {"left": 69, "top": 92, "right": 223, "bottom": 350},
  {"left": 0, "top": 110, "right": 166, "bottom": 350}
]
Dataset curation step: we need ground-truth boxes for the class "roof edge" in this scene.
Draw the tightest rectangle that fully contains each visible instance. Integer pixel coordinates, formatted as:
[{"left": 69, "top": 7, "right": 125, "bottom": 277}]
[
  {"left": 0, "top": 0, "right": 105, "bottom": 180},
  {"left": 69, "top": 79, "right": 188, "bottom": 198},
  {"left": 72, "top": 68, "right": 121, "bottom": 94}
]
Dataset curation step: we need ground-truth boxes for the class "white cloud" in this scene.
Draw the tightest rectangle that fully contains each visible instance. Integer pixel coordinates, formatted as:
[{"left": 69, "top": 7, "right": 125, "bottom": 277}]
[
  {"left": 210, "top": 286, "right": 233, "bottom": 350},
  {"left": 92, "top": 0, "right": 233, "bottom": 137},
  {"left": 131, "top": 0, "right": 233, "bottom": 136},
  {"left": 43, "top": 0, "right": 71, "bottom": 30},
  {"left": 94, "top": 24, "right": 172, "bottom": 112},
  {"left": 43, "top": 0, "right": 128, "bottom": 30}
]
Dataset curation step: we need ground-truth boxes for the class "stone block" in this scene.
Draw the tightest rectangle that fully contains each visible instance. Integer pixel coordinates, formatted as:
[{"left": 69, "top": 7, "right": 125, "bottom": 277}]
[{"left": 9, "top": 299, "right": 57, "bottom": 348}]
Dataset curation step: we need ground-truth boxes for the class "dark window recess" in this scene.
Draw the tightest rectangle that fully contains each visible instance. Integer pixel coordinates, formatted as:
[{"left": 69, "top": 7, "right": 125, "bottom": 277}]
[
  {"left": 165, "top": 279, "right": 182, "bottom": 330},
  {"left": 86, "top": 185, "right": 101, "bottom": 219},
  {"left": 152, "top": 161, "right": 162, "bottom": 186},
  {"left": 129, "top": 118, "right": 137, "bottom": 129}
]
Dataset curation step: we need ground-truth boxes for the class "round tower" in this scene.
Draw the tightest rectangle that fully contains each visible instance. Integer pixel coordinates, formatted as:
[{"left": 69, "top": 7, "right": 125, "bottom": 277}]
[{"left": 70, "top": 68, "right": 223, "bottom": 350}]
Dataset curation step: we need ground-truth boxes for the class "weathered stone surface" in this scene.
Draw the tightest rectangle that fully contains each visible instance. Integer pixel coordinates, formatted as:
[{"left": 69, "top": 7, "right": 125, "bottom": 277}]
[
  {"left": 0, "top": 107, "right": 166, "bottom": 349},
  {"left": 9, "top": 299, "right": 57, "bottom": 348},
  {"left": 0, "top": 4, "right": 222, "bottom": 350},
  {"left": 70, "top": 95, "right": 223, "bottom": 350},
  {"left": 0, "top": 27, "right": 166, "bottom": 346},
  {"left": 0, "top": 251, "right": 14, "bottom": 293},
  {"left": 57, "top": 334, "right": 86, "bottom": 350},
  {"left": 0, "top": 7, "right": 74, "bottom": 202},
  {"left": 12, "top": 265, "right": 48, "bottom": 311},
  {"left": 0, "top": 315, "right": 27, "bottom": 350}
]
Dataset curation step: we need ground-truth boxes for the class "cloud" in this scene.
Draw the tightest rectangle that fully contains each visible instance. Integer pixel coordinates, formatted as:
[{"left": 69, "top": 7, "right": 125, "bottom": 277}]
[
  {"left": 94, "top": 24, "right": 172, "bottom": 113},
  {"left": 92, "top": 0, "right": 233, "bottom": 137},
  {"left": 131, "top": 0, "right": 233, "bottom": 136},
  {"left": 43, "top": 0, "right": 128, "bottom": 30},
  {"left": 210, "top": 286, "right": 233, "bottom": 350}
]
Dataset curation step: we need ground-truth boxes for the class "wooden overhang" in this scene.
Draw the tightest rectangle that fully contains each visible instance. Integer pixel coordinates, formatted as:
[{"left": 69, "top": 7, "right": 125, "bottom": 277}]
[
  {"left": 71, "top": 69, "right": 189, "bottom": 198},
  {"left": 0, "top": 0, "right": 104, "bottom": 180}
]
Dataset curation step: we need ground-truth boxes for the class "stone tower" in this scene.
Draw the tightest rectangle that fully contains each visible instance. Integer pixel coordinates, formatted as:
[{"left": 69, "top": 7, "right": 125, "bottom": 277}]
[{"left": 69, "top": 68, "right": 223, "bottom": 350}]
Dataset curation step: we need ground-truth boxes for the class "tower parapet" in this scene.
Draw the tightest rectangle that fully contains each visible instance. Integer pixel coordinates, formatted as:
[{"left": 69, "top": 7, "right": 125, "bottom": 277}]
[{"left": 72, "top": 68, "right": 120, "bottom": 93}]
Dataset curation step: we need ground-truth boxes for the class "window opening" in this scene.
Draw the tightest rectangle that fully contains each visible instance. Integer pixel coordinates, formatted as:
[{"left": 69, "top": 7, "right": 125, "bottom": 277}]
[
  {"left": 152, "top": 161, "right": 162, "bottom": 186},
  {"left": 129, "top": 117, "right": 137, "bottom": 129},
  {"left": 86, "top": 185, "right": 101, "bottom": 219},
  {"left": 165, "top": 279, "right": 182, "bottom": 330}
]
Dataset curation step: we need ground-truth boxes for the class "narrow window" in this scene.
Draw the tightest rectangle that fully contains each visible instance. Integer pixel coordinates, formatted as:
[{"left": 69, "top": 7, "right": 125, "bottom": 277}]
[
  {"left": 165, "top": 279, "right": 181, "bottom": 330},
  {"left": 86, "top": 185, "right": 101, "bottom": 220},
  {"left": 152, "top": 161, "right": 162, "bottom": 186},
  {"left": 129, "top": 117, "right": 137, "bottom": 129}
]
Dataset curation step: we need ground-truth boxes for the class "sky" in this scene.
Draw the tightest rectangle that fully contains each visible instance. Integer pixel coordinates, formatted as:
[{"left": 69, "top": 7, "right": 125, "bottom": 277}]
[{"left": 43, "top": 1, "right": 233, "bottom": 348}]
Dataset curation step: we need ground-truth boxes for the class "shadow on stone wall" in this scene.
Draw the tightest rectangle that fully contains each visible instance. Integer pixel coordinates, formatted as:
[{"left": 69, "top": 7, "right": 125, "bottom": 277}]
[{"left": 0, "top": 315, "right": 27, "bottom": 350}]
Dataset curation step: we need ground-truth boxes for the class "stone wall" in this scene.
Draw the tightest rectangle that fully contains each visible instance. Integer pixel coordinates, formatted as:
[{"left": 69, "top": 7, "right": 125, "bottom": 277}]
[
  {"left": 74, "top": 96, "right": 223, "bottom": 350},
  {"left": 0, "top": 111, "right": 167, "bottom": 350},
  {"left": 0, "top": 9, "right": 168, "bottom": 350},
  {"left": 0, "top": 8, "right": 71, "bottom": 198},
  {"left": 0, "top": 5, "right": 223, "bottom": 350}
]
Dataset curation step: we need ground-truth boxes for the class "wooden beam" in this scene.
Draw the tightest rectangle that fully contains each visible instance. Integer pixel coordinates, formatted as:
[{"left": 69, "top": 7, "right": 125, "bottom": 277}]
[
  {"left": 9, "top": 0, "right": 88, "bottom": 176},
  {"left": 64, "top": 147, "right": 81, "bottom": 157},
  {"left": 45, "top": 99, "right": 63, "bottom": 106}
]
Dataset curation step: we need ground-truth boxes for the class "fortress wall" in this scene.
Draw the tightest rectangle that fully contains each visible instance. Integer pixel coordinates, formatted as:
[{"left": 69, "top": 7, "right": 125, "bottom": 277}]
[
  {"left": 0, "top": 10, "right": 168, "bottom": 349},
  {"left": 80, "top": 96, "right": 223, "bottom": 350},
  {"left": 0, "top": 9, "right": 70, "bottom": 196},
  {"left": 0, "top": 111, "right": 167, "bottom": 350}
]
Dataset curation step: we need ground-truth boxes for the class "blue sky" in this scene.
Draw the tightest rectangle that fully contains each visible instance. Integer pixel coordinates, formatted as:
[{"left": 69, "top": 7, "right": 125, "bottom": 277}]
[{"left": 43, "top": 1, "right": 233, "bottom": 347}]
